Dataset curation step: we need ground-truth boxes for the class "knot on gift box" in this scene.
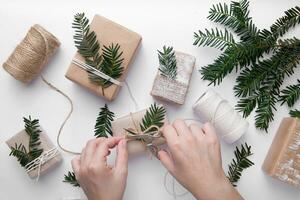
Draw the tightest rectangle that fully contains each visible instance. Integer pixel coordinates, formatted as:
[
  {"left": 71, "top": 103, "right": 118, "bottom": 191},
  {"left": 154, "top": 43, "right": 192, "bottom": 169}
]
[
  {"left": 124, "top": 113, "right": 163, "bottom": 156},
  {"left": 25, "top": 147, "right": 59, "bottom": 181}
]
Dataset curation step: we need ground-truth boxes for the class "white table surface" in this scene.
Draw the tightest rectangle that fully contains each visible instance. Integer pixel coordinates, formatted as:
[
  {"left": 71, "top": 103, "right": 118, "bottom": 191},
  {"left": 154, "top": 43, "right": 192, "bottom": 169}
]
[{"left": 1, "top": 0, "right": 300, "bottom": 199}]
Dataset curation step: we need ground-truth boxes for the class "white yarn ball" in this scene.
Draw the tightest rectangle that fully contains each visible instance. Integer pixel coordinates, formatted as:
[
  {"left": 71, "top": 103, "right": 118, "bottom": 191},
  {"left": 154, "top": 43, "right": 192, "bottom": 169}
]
[{"left": 192, "top": 89, "right": 248, "bottom": 144}]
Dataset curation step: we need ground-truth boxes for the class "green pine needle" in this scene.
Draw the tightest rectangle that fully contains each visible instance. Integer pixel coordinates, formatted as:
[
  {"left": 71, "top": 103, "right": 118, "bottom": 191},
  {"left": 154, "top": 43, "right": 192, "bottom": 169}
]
[
  {"left": 195, "top": 1, "right": 300, "bottom": 131},
  {"left": 289, "top": 109, "right": 300, "bottom": 118},
  {"left": 279, "top": 80, "right": 300, "bottom": 107},
  {"left": 140, "top": 103, "right": 166, "bottom": 133},
  {"left": 193, "top": 28, "right": 236, "bottom": 50},
  {"left": 227, "top": 143, "right": 254, "bottom": 187},
  {"left": 72, "top": 13, "right": 124, "bottom": 88},
  {"left": 94, "top": 104, "right": 115, "bottom": 138},
  {"left": 64, "top": 171, "right": 80, "bottom": 187},
  {"left": 158, "top": 46, "right": 177, "bottom": 80},
  {"left": 9, "top": 116, "right": 43, "bottom": 167}
]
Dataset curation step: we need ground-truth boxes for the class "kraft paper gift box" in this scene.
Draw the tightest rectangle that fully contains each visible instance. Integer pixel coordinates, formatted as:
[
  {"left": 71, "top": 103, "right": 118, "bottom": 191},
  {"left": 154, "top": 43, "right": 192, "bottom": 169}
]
[
  {"left": 151, "top": 51, "right": 196, "bottom": 105},
  {"left": 262, "top": 117, "right": 300, "bottom": 188},
  {"left": 111, "top": 108, "right": 168, "bottom": 155},
  {"left": 65, "top": 15, "right": 142, "bottom": 101},
  {"left": 6, "top": 128, "right": 62, "bottom": 179}
]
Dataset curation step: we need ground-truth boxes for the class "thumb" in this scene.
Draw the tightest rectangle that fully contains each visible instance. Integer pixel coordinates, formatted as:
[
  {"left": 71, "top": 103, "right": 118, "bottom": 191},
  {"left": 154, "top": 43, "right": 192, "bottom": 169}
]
[
  {"left": 158, "top": 149, "right": 175, "bottom": 173},
  {"left": 115, "top": 139, "right": 128, "bottom": 175}
]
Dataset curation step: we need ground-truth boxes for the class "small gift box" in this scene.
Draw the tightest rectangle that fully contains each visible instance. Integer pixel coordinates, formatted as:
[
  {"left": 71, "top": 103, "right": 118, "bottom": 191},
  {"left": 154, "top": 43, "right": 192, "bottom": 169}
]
[
  {"left": 151, "top": 49, "right": 196, "bottom": 105},
  {"left": 6, "top": 127, "right": 62, "bottom": 179},
  {"left": 65, "top": 14, "right": 142, "bottom": 101},
  {"left": 262, "top": 117, "right": 300, "bottom": 188},
  {"left": 111, "top": 105, "right": 168, "bottom": 155}
]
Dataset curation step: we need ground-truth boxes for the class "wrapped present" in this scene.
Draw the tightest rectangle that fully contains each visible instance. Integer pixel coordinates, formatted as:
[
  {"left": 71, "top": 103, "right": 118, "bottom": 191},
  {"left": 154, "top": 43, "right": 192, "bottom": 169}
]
[
  {"left": 6, "top": 128, "right": 62, "bottom": 179},
  {"left": 262, "top": 117, "right": 300, "bottom": 188},
  {"left": 65, "top": 14, "right": 142, "bottom": 101},
  {"left": 111, "top": 106, "right": 168, "bottom": 155},
  {"left": 151, "top": 50, "right": 196, "bottom": 105}
]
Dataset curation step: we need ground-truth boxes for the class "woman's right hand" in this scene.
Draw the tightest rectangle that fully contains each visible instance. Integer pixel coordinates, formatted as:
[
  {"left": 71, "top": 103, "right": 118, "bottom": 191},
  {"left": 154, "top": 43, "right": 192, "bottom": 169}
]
[{"left": 158, "top": 119, "right": 243, "bottom": 200}]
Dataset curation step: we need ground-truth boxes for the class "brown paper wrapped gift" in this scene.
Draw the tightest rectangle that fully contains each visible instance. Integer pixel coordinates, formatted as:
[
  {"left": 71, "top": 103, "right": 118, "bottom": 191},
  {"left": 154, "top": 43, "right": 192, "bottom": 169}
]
[
  {"left": 111, "top": 108, "right": 168, "bottom": 155},
  {"left": 262, "top": 117, "right": 300, "bottom": 188},
  {"left": 65, "top": 15, "right": 142, "bottom": 101},
  {"left": 6, "top": 128, "right": 62, "bottom": 179},
  {"left": 151, "top": 51, "right": 196, "bottom": 105}
]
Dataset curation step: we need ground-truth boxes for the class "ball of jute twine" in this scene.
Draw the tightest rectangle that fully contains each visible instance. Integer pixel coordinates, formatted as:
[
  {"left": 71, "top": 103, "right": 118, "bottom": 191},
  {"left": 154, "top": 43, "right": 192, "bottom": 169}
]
[{"left": 2, "top": 24, "right": 60, "bottom": 84}]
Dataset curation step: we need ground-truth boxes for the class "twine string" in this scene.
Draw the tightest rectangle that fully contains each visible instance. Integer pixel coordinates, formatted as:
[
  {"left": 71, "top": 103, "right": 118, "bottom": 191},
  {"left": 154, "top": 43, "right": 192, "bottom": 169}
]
[{"left": 25, "top": 147, "right": 58, "bottom": 181}]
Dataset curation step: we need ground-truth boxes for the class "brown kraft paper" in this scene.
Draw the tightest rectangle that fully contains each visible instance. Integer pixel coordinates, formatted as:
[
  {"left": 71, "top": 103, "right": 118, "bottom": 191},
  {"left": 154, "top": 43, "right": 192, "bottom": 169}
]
[
  {"left": 65, "top": 15, "right": 142, "bottom": 101},
  {"left": 6, "top": 128, "right": 62, "bottom": 179}
]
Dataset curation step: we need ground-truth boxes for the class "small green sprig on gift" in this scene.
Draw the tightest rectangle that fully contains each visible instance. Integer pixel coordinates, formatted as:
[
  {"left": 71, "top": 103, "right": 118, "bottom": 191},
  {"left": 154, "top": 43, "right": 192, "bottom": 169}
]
[
  {"left": 193, "top": 0, "right": 300, "bottom": 131},
  {"left": 9, "top": 116, "right": 44, "bottom": 168},
  {"left": 227, "top": 143, "right": 254, "bottom": 187},
  {"left": 140, "top": 103, "right": 166, "bottom": 133},
  {"left": 158, "top": 46, "right": 177, "bottom": 80},
  {"left": 63, "top": 171, "right": 80, "bottom": 187},
  {"left": 72, "top": 13, "right": 124, "bottom": 94}
]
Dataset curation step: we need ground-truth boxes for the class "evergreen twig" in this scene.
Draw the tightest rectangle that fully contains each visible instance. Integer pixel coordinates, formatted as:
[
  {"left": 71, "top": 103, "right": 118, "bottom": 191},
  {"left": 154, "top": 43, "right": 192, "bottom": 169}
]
[
  {"left": 289, "top": 109, "right": 300, "bottom": 118},
  {"left": 279, "top": 79, "right": 300, "bottom": 107},
  {"left": 158, "top": 46, "right": 177, "bottom": 80},
  {"left": 94, "top": 104, "right": 115, "bottom": 138},
  {"left": 64, "top": 171, "right": 80, "bottom": 187},
  {"left": 194, "top": 0, "right": 300, "bottom": 131},
  {"left": 9, "top": 116, "right": 43, "bottom": 167},
  {"left": 140, "top": 103, "right": 166, "bottom": 133},
  {"left": 227, "top": 143, "right": 254, "bottom": 187}
]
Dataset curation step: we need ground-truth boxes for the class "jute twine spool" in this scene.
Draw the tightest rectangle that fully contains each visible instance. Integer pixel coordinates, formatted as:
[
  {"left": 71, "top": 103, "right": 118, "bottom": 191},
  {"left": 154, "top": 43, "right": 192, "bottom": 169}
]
[
  {"left": 193, "top": 89, "right": 248, "bottom": 143},
  {"left": 3, "top": 24, "right": 60, "bottom": 84}
]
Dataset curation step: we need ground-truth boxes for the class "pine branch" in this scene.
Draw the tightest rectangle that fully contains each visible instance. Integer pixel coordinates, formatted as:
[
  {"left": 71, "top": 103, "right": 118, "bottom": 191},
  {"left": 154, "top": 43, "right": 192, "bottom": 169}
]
[
  {"left": 140, "top": 103, "right": 166, "bottom": 133},
  {"left": 72, "top": 13, "right": 124, "bottom": 88},
  {"left": 193, "top": 28, "right": 236, "bottom": 50},
  {"left": 227, "top": 143, "right": 254, "bottom": 187},
  {"left": 290, "top": 109, "right": 300, "bottom": 118},
  {"left": 9, "top": 116, "right": 43, "bottom": 167},
  {"left": 158, "top": 46, "right": 177, "bottom": 80},
  {"left": 270, "top": 6, "right": 300, "bottom": 39},
  {"left": 279, "top": 80, "right": 300, "bottom": 107},
  {"left": 94, "top": 104, "right": 115, "bottom": 138},
  {"left": 64, "top": 171, "right": 80, "bottom": 187}
]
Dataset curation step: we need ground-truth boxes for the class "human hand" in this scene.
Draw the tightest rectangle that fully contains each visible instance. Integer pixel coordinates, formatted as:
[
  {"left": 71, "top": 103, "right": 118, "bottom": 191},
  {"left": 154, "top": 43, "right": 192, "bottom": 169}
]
[
  {"left": 158, "top": 120, "right": 243, "bottom": 200},
  {"left": 71, "top": 137, "right": 128, "bottom": 200}
]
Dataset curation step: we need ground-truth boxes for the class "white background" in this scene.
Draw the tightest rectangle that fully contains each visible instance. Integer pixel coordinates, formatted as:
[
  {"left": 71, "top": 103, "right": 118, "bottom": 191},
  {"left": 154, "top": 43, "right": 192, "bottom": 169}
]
[{"left": 1, "top": 0, "right": 300, "bottom": 199}]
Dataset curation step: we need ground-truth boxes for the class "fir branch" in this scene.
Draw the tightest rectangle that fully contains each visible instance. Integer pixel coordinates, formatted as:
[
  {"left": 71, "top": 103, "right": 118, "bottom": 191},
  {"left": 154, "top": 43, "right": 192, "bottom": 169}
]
[
  {"left": 9, "top": 116, "right": 43, "bottom": 167},
  {"left": 227, "top": 143, "right": 254, "bottom": 187},
  {"left": 64, "top": 171, "right": 80, "bottom": 187},
  {"left": 94, "top": 104, "right": 115, "bottom": 138},
  {"left": 279, "top": 80, "right": 300, "bottom": 107},
  {"left": 140, "top": 103, "right": 166, "bottom": 133},
  {"left": 290, "top": 109, "right": 300, "bottom": 118},
  {"left": 72, "top": 13, "right": 124, "bottom": 88},
  {"left": 270, "top": 6, "right": 300, "bottom": 39},
  {"left": 193, "top": 28, "right": 236, "bottom": 50},
  {"left": 158, "top": 46, "right": 177, "bottom": 79}
]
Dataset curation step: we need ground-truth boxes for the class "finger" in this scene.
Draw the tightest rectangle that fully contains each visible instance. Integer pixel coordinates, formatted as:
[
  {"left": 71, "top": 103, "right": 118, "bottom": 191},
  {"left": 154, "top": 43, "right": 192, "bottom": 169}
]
[
  {"left": 162, "top": 124, "right": 178, "bottom": 148},
  {"left": 173, "top": 119, "right": 192, "bottom": 137},
  {"left": 94, "top": 137, "right": 123, "bottom": 165},
  {"left": 158, "top": 149, "right": 175, "bottom": 173},
  {"left": 202, "top": 122, "right": 218, "bottom": 139},
  {"left": 82, "top": 139, "right": 98, "bottom": 164},
  {"left": 71, "top": 155, "right": 81, "bottom": 175},
  {"left": 115, "top": 139, "right": 128, "bottom": 175},
  {"left": 80, "top": 147, "right": 85, "bottom": 165},
  {"left": 189, "top": 123, "right": 205, "bottom": 139}
]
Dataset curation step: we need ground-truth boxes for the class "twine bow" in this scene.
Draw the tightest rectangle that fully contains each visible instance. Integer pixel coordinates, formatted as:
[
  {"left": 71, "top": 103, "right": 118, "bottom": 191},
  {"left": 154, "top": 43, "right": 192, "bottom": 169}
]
[
  {"left": 25, "top": 147, "right": 58, "bottom": 181},
  {"left": 124, "top": 113, "right": 163, "bottom": 156}
]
